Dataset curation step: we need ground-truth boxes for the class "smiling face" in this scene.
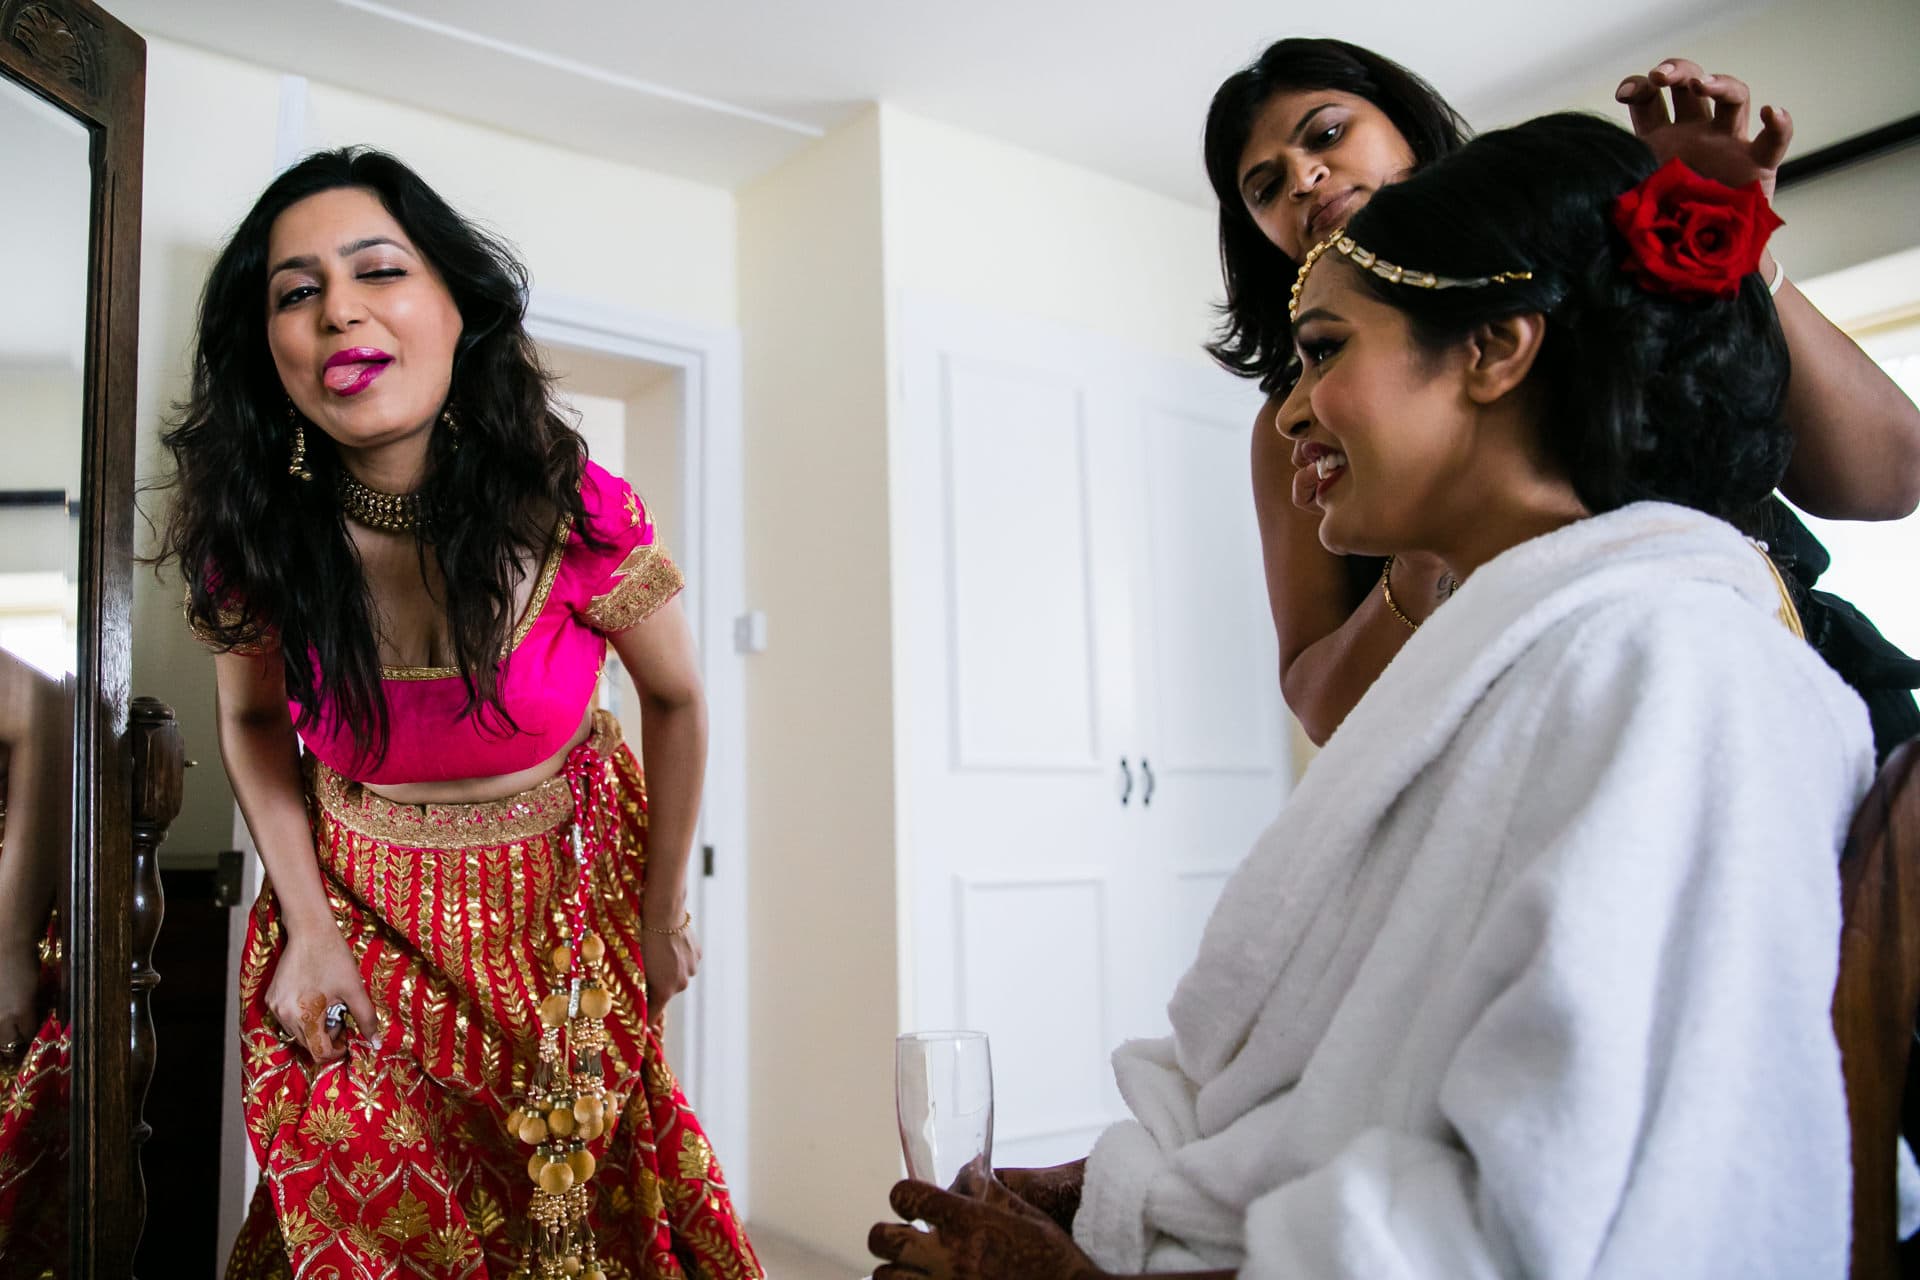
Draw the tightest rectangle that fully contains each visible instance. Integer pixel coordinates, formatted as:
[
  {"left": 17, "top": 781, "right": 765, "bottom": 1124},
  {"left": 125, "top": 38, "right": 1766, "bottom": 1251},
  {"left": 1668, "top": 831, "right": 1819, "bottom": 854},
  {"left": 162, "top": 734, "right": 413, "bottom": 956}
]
[
  {"left": 1275, "top": 260, "right": 1486, "bottom": 558},
  {"left": 1236, "top": 88, "right": 1417, "bottom": 263},
  {"left": 265, "top": 187, "right": 462, "bottom": 454}
]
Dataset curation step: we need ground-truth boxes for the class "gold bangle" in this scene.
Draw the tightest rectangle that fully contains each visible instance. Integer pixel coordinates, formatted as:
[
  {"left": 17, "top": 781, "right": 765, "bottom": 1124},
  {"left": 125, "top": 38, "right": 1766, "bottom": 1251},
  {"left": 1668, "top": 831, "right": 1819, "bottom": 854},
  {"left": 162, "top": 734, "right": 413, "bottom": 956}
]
[
  {"left": 1379, "top": 556, "right": 1420, "bottom": 632},
  {"left": 642, "top": 911, "right": 692, "bottom": 937}
]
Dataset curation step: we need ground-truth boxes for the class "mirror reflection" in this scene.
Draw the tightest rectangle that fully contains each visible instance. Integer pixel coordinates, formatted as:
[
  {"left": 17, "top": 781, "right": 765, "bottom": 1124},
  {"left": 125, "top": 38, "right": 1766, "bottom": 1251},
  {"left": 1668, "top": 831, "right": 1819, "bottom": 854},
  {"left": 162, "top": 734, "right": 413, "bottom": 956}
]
[{"left": 0, "top": 71, "right": 89, "bottom": 1279}]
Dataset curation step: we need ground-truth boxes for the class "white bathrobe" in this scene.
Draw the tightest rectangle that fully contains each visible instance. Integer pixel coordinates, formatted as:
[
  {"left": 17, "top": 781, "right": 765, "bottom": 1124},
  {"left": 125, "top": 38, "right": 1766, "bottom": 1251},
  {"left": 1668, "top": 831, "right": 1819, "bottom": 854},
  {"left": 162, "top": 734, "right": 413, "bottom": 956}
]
[{"left": 1075, "top": 503, "right": 1874, "bottom": 1279}]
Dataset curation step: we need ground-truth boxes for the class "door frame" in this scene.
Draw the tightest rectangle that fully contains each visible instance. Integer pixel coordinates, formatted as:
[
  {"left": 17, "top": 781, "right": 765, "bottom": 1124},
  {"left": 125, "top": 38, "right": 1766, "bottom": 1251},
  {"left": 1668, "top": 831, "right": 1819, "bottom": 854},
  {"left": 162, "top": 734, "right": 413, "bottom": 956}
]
[{"left": 526, "top": 293, "right": 752, "bottom": 1212}]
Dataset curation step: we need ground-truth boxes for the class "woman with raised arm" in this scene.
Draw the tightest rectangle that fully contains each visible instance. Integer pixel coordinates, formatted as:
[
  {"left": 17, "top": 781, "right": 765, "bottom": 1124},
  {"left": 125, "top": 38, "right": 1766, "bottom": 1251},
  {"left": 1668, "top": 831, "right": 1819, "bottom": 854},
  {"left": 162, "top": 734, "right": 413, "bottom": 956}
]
[
  {"left": 157, "top": 149, "right": 759, "bottom": 1279},
  {"left": 1218, "top": 41, "right": 1920, "bottom": 754},
  {"left": 871, "top": 112, "right": 1872, "bottom": 1280}
]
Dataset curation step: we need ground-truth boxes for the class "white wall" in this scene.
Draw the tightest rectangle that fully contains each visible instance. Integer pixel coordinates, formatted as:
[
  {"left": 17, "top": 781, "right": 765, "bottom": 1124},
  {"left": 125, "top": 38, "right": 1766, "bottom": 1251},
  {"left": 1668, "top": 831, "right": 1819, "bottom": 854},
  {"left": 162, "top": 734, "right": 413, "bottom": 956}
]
[
  {"left": 1482, "top": 0, "right": 1920, "bottom": 280},
  {"left": 303, "top": 85, "right": 737, "bottom": 332},
  {"left": 129, "top": 35, "right": 740, "bottom": 864},
  {"left": 879, "top": 106, "right": 1222, "bottom": 366}
]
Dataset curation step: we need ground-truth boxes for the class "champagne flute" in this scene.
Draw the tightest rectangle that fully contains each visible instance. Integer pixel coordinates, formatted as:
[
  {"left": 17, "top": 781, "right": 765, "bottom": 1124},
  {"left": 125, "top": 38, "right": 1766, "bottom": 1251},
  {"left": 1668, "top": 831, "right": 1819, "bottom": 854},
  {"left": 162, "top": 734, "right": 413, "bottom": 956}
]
[{"left": 895, "top": 1030, "right": 994, "bottom": 1189}]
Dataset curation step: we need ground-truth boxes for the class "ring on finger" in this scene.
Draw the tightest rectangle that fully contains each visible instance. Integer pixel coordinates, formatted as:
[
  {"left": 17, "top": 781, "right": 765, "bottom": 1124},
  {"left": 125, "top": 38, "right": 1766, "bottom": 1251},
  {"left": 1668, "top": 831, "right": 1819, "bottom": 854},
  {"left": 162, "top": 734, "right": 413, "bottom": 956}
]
[{"left": 323, "top": 1001, "right": 350, "bottom": 1033}]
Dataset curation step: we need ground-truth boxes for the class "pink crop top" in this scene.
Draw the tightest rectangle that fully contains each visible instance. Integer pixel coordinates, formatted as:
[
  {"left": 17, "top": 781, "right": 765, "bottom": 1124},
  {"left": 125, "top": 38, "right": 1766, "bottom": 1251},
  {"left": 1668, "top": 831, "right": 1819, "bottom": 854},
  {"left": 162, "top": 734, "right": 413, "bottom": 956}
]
[{"left": 192, "top": 460, "right": 683, "bottom": 786}]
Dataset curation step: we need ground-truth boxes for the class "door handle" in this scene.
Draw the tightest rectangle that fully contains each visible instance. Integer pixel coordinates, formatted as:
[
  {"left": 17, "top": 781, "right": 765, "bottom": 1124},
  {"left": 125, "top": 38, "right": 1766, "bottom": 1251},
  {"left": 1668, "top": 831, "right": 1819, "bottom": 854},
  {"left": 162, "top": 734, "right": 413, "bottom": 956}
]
[
  {"left": 1141, "top": 758, "right": 1156, "bottom": 807},
  {"left": 1119, "top": 757, "right": 1133, "bottom": 806}
]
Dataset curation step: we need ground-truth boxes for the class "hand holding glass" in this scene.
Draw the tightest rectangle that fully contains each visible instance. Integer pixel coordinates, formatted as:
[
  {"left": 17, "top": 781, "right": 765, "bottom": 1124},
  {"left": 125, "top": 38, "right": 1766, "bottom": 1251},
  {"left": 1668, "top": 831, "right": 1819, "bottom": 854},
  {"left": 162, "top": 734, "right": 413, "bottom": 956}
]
[{"left": 895, "top": 1030, "right": 993, "bottom": 1188}]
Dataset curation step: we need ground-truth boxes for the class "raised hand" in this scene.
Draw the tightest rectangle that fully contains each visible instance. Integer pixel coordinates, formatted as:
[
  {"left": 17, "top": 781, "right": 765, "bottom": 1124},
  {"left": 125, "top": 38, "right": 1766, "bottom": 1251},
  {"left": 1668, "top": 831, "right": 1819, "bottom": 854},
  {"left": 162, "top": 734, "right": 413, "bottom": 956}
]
[{"left": 1616, "top": 58, "right": 1793, "bottom": 197}]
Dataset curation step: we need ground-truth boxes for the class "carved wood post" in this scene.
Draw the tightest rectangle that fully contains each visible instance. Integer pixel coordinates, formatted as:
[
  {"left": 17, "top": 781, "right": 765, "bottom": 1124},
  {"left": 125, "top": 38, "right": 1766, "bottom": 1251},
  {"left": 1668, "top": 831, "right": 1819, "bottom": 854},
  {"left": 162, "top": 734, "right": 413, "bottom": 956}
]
[{"left": 128, "top": 697, "right": 182, "bottom": 1259}]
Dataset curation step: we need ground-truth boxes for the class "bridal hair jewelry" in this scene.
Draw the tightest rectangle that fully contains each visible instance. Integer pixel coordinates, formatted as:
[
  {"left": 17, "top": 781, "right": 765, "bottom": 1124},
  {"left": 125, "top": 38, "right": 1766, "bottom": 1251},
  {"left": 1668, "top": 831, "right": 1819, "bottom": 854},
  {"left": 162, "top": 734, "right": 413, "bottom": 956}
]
[
  {"left": 336, "top": 470, "right": 424, "bottom": 533},
  {"left": 286, "top": 403, "right": 312, "bottom": 482},
  {"left": 1290, "top": 230, "right": 1535, "bottom": 323}
]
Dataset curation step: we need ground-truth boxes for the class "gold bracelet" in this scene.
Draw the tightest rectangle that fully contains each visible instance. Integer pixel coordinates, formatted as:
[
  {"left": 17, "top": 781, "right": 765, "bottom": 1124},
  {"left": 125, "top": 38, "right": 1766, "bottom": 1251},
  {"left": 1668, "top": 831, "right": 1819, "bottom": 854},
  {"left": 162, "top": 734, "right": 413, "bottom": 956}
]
[
  {"left": 642, "top": 911, "right": 693, "bottom": 937},
  {"left": 1379, "top": 555, "right": 1420, "bottom": 632}
]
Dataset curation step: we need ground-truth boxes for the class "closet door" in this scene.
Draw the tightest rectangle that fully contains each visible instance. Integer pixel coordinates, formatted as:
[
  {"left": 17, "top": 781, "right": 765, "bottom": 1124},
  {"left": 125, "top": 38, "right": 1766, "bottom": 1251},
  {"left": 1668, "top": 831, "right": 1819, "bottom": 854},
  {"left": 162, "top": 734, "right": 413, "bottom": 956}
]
[
  {"left": 896, "top": 301, "right": 1147, "bottom": 1170},
  {"left": 895, "top": 298, "right": 1286, "bottom": 1170},
  {"left": 1123, "top": 369, "right": 1292, "bottom": 1026}
]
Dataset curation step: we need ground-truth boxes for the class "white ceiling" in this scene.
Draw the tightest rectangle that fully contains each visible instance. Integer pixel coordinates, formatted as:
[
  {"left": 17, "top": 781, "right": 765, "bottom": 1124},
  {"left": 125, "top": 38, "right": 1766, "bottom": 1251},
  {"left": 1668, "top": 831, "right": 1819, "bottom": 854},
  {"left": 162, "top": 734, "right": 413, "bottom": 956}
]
[{"left": 115, "top": 0, "right": 1770, "bottom": 204}]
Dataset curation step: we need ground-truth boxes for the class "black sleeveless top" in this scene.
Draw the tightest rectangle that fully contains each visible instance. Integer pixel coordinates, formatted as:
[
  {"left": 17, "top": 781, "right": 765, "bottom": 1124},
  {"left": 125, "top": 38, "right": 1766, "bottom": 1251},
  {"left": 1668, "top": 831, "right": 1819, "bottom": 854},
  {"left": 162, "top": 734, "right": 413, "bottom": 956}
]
[{"left": 1762, "top": 500, "right": 1920, "bottom": 763}]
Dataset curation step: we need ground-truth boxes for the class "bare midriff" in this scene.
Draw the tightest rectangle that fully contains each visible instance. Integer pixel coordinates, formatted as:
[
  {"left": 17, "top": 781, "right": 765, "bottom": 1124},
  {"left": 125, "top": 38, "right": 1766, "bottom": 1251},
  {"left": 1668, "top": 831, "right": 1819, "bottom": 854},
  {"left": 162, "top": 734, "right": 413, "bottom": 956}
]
[{"left": 361, "top": 705, "right": 595, "bottom": 806}]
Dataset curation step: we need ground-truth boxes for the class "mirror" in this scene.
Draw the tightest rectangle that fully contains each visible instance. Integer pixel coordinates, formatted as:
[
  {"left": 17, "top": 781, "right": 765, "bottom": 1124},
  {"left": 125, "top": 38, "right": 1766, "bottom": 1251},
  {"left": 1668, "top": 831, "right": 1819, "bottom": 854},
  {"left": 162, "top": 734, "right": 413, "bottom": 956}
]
[
  {"left": 0, "top": 0, "right": 152, "bottom": 1272},
  {"left": 0, "top": 70, "right": 87, "bottom": 1276}
]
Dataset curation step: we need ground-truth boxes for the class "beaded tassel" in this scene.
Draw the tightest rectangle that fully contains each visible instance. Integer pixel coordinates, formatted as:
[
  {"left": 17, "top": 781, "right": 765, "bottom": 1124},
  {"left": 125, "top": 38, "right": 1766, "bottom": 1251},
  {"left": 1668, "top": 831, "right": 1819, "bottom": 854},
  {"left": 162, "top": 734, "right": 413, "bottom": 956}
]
[{"left": 509, "top": 747, "right": 623, "bottom": 1280}]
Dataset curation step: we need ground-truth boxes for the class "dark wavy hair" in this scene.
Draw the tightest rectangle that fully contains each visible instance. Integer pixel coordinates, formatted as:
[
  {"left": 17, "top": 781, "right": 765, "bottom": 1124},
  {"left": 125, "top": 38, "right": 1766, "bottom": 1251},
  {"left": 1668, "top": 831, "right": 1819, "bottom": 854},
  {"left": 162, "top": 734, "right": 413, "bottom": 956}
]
[
  {"left": 154, "top": 147, "right": 602, "bottom": 769},
  {"left": 1204, "top": 38, "right": 1470, "bottom": 394},
  {"left": 1337, "top": 112, "right": 1790, "bottom": 527}
]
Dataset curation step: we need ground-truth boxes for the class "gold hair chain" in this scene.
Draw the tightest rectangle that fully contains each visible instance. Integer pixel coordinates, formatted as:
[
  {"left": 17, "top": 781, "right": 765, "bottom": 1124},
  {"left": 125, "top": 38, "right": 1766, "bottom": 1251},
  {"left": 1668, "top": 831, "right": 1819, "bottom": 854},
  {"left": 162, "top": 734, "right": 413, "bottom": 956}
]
[{"left": 1290, "top": 230, "right": 1534, "bottom": 323}]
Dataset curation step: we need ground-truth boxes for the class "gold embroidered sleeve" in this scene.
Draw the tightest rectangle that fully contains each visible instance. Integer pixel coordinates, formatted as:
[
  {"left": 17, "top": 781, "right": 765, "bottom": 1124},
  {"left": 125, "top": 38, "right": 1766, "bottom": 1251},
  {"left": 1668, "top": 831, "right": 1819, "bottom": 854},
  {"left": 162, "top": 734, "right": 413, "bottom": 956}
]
[
  {"left": 184, "top": 587, "right": 275, "bottom": 657},
  {"left": 583, "top": 542, "right": 685, "bottom": 633}
]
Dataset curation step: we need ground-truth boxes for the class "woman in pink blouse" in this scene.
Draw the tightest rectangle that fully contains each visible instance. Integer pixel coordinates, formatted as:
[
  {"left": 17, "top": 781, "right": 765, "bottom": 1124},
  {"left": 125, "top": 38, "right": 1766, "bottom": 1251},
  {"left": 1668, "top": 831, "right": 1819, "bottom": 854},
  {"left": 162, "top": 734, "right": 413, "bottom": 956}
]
[{"left": 156, "top": 148, "right": 759, "bottom": 1280}]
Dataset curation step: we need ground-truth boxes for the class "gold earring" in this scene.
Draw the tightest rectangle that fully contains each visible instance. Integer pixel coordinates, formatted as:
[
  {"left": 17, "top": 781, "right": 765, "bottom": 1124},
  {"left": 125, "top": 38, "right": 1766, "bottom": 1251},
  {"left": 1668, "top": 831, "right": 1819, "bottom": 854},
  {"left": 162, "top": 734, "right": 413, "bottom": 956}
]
[
  {"left": 441, "top": 403, "right": 460, "bottom": 451},
  {"left": 287, "top": 404, "right": 312, "bottom": 482}
]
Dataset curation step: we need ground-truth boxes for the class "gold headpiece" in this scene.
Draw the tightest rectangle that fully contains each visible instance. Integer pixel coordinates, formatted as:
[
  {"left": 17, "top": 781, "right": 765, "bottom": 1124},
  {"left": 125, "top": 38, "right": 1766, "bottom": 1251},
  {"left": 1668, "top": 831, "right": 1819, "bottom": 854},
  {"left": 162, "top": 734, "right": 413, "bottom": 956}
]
[{"left": 1289, "top": 230, "right": 1535, "bottom": 323}]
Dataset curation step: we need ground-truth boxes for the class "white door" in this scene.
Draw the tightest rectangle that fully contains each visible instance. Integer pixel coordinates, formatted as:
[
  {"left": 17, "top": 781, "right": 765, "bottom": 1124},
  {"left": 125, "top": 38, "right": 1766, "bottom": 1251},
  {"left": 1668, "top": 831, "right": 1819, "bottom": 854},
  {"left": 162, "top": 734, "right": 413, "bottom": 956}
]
[
  {"left": 1124, "top": 376, "right": 1293, "bottom": 1025},
  {"left": 896, "top": 297, "right": 1288, "bottom": 1170}
]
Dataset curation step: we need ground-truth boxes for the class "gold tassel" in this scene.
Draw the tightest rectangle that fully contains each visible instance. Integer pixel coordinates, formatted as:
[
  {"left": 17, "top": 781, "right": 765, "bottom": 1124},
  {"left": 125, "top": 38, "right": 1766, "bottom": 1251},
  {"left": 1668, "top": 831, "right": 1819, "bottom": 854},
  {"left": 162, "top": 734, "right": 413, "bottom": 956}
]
[{"left": 510, "top": 919, "right": 612, "bottom": 1280}]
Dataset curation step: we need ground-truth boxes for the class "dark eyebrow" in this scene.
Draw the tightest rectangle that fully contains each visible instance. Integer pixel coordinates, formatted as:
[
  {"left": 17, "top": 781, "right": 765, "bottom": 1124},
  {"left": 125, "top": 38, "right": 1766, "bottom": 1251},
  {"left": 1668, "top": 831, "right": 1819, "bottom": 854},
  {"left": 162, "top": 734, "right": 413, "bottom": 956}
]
[
  {"left": 1239, "top": 104, "right": 1339, "bottom": 196},
  {"left": 268, "top": 236, "right": 412, "bottom": 279},
  {"left": 1292, "top": 306, "right": 1345, "bottom": 329},
  {"left": 1289, "top": 103, "right": 1336, "bottom": 146}
]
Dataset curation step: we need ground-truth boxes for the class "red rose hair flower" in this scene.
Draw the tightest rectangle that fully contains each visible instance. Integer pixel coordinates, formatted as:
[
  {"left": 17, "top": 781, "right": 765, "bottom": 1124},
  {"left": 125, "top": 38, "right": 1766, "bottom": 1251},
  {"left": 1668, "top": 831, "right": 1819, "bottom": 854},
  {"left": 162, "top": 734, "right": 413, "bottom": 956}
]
[{"left": 1610, "top": 158, "right": 1784, "bottom": 302}]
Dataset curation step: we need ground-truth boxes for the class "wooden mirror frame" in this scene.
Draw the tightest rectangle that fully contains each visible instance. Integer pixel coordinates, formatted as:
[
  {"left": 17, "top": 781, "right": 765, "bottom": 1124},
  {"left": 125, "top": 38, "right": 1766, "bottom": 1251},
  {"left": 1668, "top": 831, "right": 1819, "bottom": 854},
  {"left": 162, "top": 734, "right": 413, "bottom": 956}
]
[{"left": 0, "top": 0, "right": 150, "bottom": 1273}]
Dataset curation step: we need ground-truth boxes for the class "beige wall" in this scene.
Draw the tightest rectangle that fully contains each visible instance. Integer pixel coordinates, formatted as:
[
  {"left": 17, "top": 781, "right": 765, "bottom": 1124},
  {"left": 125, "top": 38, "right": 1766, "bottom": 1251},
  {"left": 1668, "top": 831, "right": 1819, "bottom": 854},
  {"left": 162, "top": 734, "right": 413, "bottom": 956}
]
[
  {"left": 130, "top": 37, "right": 739, "bottom": 864},
  {"left": 0, "top": 369, "right": 84, "bottom": 491},
  {"left": 132, "top": 38, "right": 302, "bottom": 866},
  {"left": 737, "top": 106, "right": 900, "bottom": 1264},
  {"left": 1483, "top": 0, "right": 1920, "bottom": 279}
]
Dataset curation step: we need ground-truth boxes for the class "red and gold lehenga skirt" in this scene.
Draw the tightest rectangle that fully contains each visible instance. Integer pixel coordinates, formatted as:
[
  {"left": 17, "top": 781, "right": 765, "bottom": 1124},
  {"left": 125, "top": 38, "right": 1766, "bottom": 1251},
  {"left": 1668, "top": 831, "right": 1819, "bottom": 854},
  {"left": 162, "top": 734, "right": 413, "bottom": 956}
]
[
  {"left": 226, "top": 713, "right": 761, "bottom": 1279},
  {"left": 0, "top": 924, "right": 69, "bottom": 1275}
]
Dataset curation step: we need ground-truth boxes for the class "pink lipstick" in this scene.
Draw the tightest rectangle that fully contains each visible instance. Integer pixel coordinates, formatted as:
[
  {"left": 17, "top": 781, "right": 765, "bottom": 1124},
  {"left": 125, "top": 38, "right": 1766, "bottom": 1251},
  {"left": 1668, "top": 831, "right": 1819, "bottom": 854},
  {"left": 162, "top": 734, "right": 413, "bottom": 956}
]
[{"left": 323, "top": 347, "right": 393, "bottom": 396}]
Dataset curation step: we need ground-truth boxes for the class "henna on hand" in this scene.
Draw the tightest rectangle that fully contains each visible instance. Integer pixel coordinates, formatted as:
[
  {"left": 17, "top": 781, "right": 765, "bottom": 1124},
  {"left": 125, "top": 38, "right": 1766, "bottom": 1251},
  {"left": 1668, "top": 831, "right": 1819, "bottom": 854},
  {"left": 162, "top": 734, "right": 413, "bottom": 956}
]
[
  {"left": 994, "top": 1159, "right": 1087, "bottom": 1232},
  {"left": 870, "top": 1178, "right": 1107, "bottom": 1280}
]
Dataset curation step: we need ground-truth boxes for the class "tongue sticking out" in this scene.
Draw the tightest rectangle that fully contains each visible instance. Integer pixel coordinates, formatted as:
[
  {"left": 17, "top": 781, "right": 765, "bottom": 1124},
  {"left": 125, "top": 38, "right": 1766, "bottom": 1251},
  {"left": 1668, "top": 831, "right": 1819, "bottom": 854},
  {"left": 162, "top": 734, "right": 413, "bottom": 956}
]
[{"left": 324, "top": 360, "right": 386, "bottom": 393}]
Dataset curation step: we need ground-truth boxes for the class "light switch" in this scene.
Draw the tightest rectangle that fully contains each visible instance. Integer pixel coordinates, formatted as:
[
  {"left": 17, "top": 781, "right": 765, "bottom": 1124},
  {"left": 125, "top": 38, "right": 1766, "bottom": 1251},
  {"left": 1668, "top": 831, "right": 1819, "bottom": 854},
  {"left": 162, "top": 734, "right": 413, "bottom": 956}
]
[{"left": 733, "top": 610, "right": 768, "bottom": 654}]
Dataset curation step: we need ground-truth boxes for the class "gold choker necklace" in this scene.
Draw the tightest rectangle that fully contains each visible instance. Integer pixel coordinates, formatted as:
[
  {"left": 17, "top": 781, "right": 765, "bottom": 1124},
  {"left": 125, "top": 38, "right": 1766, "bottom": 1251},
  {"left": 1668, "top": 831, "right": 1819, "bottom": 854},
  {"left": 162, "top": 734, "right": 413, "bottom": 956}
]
[{"left": 337, "top": 471, "right": 424, "bottom": 533}]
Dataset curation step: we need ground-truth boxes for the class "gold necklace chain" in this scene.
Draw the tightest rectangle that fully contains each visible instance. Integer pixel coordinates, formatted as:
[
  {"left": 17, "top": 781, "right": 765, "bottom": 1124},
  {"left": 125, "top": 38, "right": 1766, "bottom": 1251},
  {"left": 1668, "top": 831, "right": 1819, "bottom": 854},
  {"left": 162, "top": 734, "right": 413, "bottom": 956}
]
[
  {"left": 337, "top": 470, "right": 424, "bottom": 534},
  {"left": 1379, "top": 555, "right": 1421, "bottom": 631}
]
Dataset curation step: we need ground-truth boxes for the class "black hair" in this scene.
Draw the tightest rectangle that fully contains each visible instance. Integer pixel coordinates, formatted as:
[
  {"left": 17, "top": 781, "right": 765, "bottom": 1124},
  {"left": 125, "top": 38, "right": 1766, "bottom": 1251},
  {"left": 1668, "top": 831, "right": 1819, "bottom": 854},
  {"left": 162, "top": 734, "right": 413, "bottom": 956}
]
[
  {"left": 154, "top": 147, "right": 604, "bottom": 768},
  {"left": 1337, "top": 112, "right": 1790, "bottom": 527},
  {"left": 1203, "top": 38, "right": 1470, "bottom": 393}
]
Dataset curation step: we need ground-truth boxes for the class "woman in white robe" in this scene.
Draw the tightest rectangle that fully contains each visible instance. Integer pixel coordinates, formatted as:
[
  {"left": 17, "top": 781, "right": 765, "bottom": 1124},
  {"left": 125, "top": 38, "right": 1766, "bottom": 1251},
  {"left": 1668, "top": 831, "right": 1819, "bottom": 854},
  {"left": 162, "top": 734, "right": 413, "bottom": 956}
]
[{"left": 869, "top": 112, "right": 1876, "bottom": 1280}]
